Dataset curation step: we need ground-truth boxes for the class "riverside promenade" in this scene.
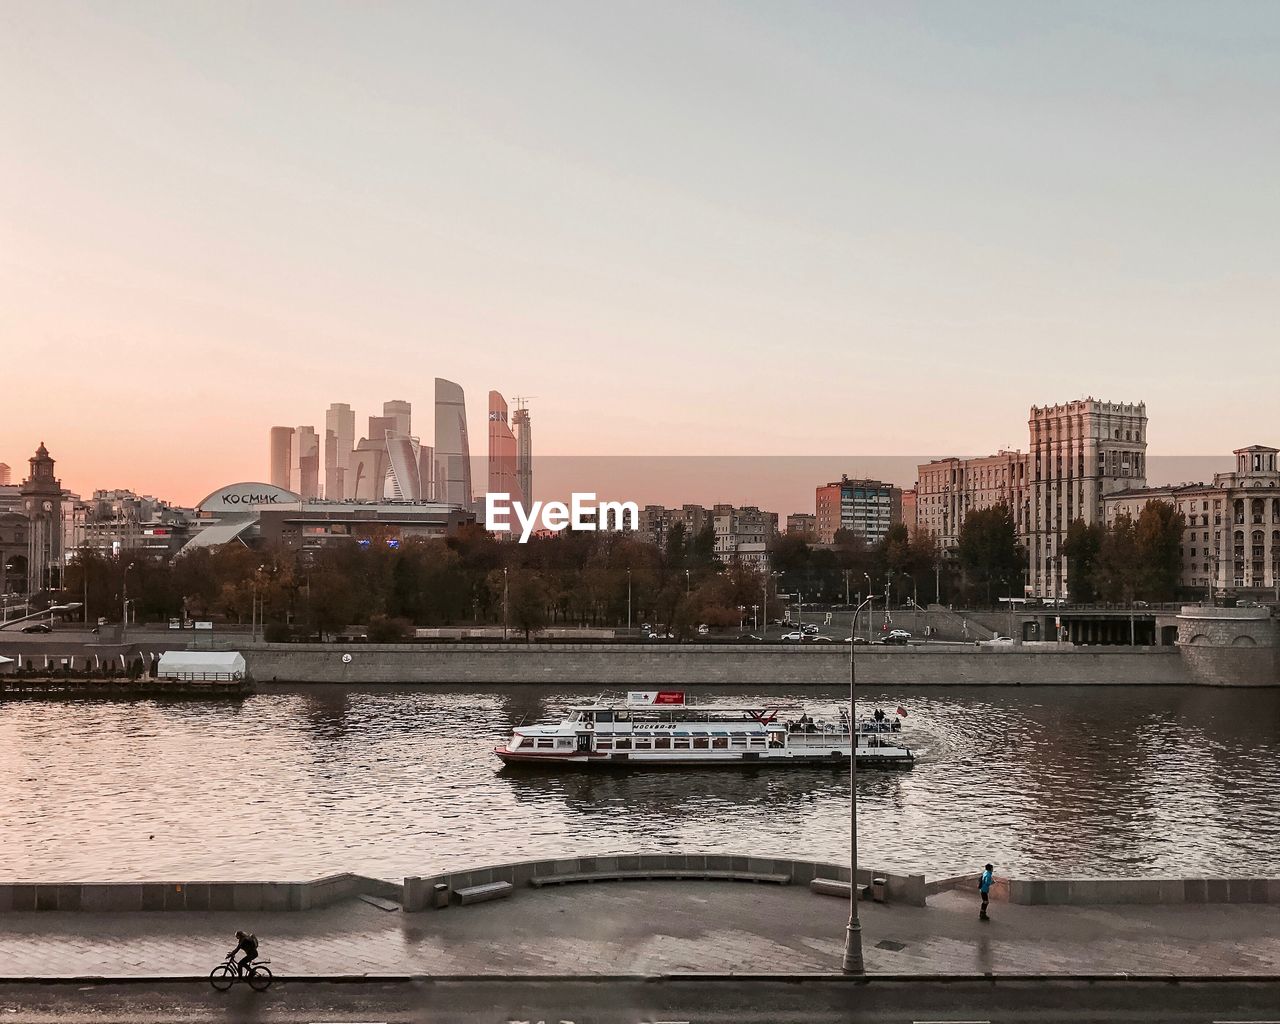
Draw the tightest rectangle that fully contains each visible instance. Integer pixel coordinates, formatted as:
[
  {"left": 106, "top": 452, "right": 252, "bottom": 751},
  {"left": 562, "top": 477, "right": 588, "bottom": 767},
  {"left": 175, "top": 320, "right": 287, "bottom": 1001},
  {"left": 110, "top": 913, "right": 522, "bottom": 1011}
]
[{"left": 3, "top": 881, "right": 1279, "bottom": 979}]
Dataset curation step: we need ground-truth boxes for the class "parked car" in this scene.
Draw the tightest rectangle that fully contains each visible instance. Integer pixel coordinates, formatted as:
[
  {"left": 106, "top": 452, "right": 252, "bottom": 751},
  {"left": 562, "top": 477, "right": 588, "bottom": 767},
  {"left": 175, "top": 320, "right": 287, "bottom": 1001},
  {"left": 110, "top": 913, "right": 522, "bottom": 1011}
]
[
  {"left": 737, "top": 634, "right": 763, "bottom": 642},
  {"left": 780, "top": 631, "right": 804, "bottom": 642},
  {"left": 804, "top": 635, "right": 833, "bottom": 643},
  {"left": 21, "top": 622, "right": 53, "bottom": 634},
  {"left": 697, "top": 624, "right": 710, "bottom": 636},
  {"left": 802, "top": 623, "right": 820, "bottom": 635},
  {"left": 882, "top": 634, "right": 909, "bottom": 646},
  {"left": 887, "top": 629, "right": 912, "bottom": 641},
  {"left": 844, "top": 636, "right": 870, "bottom": 644},
  {"left": 990, "top": 635, "right": 1014, "bottom": 644},
  {"left": 647, "top": 631, "right": 674, "bottom": 641}
]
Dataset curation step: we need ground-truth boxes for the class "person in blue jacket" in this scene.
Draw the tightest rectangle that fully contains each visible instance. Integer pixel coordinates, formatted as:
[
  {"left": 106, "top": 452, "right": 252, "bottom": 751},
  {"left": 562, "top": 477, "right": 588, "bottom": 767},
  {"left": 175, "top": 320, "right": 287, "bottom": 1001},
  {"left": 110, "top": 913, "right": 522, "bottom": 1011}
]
[{"left": 978, "top": 863, "right": 994, "bottom": 920}]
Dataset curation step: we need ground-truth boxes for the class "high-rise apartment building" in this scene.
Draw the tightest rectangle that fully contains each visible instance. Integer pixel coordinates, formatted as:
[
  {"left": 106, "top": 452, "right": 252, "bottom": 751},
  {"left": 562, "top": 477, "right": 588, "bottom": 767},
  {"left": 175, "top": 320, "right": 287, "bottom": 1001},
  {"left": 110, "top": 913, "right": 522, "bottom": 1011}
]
[
  {"left": 0, "top": 464, "right": 9, "bottom": 486},
  {"left": 269, "top": 427, "right": 294, "bottom": 491},
  {"left": 487, "top": 391, "right": 519, "bottom": 505},
  {"left": 512, "top": 399, "right": 532, "bottom": 508},
  {"left": 434, "top": 378, "right": 472, "bottom": 509},
  {"left": 1027, "top": 398, "right": 1147, "bottom": 598},
  {"left": 324, "top": 403, "right": 355, "bottom": 500},
  {"left": 814, "top": 477, "right": 901, "bottom": 545}
]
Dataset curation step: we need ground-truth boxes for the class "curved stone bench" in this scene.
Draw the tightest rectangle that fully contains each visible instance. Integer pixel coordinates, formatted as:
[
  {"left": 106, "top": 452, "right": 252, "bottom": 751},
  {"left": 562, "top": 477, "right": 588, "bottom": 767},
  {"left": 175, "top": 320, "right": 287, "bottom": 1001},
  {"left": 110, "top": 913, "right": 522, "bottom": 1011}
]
[{"left": 530, "top": 868, "right": 790, "bottom": 887}]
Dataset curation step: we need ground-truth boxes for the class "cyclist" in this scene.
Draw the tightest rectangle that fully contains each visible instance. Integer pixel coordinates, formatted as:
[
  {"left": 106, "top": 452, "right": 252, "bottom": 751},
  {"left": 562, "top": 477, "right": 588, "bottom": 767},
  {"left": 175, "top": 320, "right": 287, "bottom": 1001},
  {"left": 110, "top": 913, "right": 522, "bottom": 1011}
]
[{"left": 230, "top": 930, "right": 259, "bottom": 975}]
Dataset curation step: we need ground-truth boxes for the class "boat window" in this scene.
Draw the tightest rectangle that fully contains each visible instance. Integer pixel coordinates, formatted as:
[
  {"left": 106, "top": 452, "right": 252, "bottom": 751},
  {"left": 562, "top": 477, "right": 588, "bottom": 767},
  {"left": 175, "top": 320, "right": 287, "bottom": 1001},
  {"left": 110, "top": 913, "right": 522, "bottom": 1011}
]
[
  {"left": 596, "top": 711, "right": 613, "bottom": 724},
  {"left": 535, "top": 738, "right": 555, "bottom": 749},
  {"left": 556, "top": 738, "right": 572, "bottom": 749},
  {"left": 615, "top": 737, "right": 632, "bottom": 750},
  {"left": 596, "top": 738, "right": 613, "bottom": 750},
  {"left": 730, "top": 737, "right": 748, "bottom": 749},
  {"left": 693, "top": 737, "right": 709, "bottom": 749},
  {"left": 674, "top": 738, "right": 691, "bottom": 749},
  {"left": 633, "top": 738, "right": 651, "bottom": 750},
  {"left": 615, "top": 711, "right": 631, "bottom": 723},
  {"left": 568, "top": 711, "right": 581, "bottom": 723},
  {"left": 712, "top": 737, "right": 728, "bottom": 749},
  {"left": 749, "top": 737, "right": 766, "bottom": 749},
  {"left": 654, "top": 736, "right": 672, "bottom": 750}
]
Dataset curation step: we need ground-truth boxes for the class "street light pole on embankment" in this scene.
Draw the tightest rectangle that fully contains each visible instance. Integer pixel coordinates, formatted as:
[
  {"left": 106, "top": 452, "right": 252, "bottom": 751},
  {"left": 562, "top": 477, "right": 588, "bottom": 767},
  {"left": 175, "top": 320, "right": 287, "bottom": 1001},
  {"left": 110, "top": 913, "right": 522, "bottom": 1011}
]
[{"left": 843, "top": 594, "right": 874, "bottom": 975}]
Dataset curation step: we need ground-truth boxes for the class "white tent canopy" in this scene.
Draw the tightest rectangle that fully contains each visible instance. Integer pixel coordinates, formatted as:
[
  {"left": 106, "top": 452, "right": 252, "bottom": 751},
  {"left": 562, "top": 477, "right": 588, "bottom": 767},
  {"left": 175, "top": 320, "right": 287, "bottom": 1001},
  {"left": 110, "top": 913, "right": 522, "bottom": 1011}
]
[{"left": 156, "top": 650, "right": 246, "bottom": 679}]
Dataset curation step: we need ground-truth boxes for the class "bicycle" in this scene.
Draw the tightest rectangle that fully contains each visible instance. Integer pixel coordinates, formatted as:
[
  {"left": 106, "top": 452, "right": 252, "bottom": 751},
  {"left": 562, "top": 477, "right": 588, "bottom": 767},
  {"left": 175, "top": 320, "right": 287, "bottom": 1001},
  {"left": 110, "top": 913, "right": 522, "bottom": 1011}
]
[{"left": 209, "top": 951, "right": 273, "bottom": 991}]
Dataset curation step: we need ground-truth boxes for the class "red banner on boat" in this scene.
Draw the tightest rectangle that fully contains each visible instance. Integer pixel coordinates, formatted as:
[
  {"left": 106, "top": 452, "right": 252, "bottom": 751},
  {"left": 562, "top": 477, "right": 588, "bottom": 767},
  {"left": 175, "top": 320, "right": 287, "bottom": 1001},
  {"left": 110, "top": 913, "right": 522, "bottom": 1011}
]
[{"left": 627, "top": 691, "right": 686, "bottom": 706}]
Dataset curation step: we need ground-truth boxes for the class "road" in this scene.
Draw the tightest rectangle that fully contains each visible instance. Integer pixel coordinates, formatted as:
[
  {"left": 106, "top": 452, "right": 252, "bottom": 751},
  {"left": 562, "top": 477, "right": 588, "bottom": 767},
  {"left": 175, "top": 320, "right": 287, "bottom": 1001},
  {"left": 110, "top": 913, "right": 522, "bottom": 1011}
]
[{"left": 4, "top": 978, "right": 1280, "bottom": 1024}]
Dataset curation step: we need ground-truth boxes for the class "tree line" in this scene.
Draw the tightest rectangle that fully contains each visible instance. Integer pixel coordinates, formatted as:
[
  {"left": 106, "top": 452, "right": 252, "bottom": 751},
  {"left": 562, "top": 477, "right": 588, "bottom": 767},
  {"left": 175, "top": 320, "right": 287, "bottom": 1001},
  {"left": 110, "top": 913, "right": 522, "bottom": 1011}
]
[{"left": 53, "top": 498, "right": 1186, "bottom": 641}]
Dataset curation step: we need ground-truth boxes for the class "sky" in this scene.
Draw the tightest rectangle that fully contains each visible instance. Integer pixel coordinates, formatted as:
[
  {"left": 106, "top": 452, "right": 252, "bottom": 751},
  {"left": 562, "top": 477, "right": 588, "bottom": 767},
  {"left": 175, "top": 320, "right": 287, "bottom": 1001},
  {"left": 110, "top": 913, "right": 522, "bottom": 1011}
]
[{"left": 2, "top": 1, "right": 1278, "bottom": 507}]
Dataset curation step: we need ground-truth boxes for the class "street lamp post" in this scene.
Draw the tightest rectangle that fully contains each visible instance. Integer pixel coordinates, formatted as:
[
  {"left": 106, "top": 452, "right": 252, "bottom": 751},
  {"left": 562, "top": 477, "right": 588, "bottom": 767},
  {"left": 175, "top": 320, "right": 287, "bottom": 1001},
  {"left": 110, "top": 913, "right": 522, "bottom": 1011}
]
[
  {"left": 121, "top": 562, "right": 136, "bottom": 642},
  {"left": 627, "top": 568, "right": 632, "bottom": 633},
  {"left": 503, "top": 567, "right": 509, "bottom": 642},
  {"left": 843, "top": 594, "right": 874, "bottom": 974},
  {"left": 862, "top": 573, "right": 872, "bottom": 641},
  {"left": 685, "top": 569, "right": 691, "bottom": 596}
]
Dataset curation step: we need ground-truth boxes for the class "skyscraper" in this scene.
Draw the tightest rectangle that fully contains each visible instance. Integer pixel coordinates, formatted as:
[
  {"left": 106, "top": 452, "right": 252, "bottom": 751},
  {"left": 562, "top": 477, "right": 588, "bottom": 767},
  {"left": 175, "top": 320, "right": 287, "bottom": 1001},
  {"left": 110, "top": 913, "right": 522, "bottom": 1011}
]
[
  {"left": 512, "top": 399, "right": 532, "bottom": 508},
  {"left": 294, "top": 426, "right": 320, "bottom": 499},
  {"left": 434, "top": 378, "right": 472, "bottom": 509},
  {"left": 269, "top": 427, "right": 294, "bottom": 491},
  {"left": 0, "top": 463, "right": 10, "bottom": 486},
  {"left": 385, "top": 432, "right": 423, "bottom": 501},
  {"left": 324, "top": 403, "right": 355, "bottom": 500},
  {"left": 488, "top": 391, "right": 518, "bottom": 505},
  {"left": 383, "top": 399, "right": 412, "bottom": 437}
]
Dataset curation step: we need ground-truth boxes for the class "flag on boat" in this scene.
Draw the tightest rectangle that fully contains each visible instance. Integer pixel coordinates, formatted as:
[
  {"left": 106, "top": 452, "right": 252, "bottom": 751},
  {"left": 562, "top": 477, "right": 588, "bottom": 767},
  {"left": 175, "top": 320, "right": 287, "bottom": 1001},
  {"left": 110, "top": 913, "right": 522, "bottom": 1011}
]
[{"left": 896, "top": 705, "right": 908, "bottom": 717}]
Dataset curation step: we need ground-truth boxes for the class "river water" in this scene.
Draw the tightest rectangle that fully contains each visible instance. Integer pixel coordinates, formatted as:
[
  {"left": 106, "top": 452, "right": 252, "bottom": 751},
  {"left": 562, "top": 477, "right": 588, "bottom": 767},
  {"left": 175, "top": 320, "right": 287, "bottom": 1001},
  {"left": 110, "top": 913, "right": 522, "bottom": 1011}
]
[{"left": 3, "top": 685, "right": 1278, "bottom": 881}]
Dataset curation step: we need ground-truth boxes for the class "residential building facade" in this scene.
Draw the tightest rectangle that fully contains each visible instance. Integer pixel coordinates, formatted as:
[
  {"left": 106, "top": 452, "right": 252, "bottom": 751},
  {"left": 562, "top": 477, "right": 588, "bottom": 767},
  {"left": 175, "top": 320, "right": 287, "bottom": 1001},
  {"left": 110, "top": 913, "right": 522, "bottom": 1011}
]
[
  {"left": 1103, "top": 445, "right": 1280, "bottom": 597},
  {"left": 1027, "top": 399, "right": 1147, "bottom": 599},
  {"left": 814, "top": 477, "right": 901, "bottom": 545},
  {"left": 915, "top": 450, "right": 1029, "bottom": 553}
]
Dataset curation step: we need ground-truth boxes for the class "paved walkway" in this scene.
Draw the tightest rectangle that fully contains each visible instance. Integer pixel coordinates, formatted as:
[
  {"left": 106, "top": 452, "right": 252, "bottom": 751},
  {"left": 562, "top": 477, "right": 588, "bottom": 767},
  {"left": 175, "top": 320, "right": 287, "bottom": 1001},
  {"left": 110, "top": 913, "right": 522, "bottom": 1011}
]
[{"left": 1, "top": 882, "right": 1278, "bottom": 977}]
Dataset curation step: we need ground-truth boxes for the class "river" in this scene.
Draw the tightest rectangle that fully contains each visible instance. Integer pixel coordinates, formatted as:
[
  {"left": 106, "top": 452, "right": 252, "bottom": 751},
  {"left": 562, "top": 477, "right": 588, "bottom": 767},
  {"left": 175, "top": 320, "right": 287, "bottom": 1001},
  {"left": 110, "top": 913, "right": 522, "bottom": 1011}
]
[{"left": 2, "top": 685, "right": 1278, "bottom": 881}]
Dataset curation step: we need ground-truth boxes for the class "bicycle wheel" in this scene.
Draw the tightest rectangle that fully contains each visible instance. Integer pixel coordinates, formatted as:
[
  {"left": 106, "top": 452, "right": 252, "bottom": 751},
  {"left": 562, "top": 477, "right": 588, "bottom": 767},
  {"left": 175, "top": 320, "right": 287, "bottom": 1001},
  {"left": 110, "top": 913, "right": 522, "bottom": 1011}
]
[
  {"left": 209, "top": 964, "right": 236, "bottom": 991},
  {"left": 248, "top": 964, "right": 273, "bottom": 991}
]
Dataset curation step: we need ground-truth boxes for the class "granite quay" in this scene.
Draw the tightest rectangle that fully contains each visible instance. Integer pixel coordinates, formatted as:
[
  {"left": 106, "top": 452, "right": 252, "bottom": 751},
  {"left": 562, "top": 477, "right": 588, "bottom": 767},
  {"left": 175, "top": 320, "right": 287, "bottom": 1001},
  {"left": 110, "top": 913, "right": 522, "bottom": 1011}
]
[
  {"left": 3, "top": 874, "right": 1280, "bottom": 981},
  {"left": 4, "top": 606, "right": 1275, "bottom": 687},
  {"left": 5, "top": 855, "right": 1280, "bottom": 916}
]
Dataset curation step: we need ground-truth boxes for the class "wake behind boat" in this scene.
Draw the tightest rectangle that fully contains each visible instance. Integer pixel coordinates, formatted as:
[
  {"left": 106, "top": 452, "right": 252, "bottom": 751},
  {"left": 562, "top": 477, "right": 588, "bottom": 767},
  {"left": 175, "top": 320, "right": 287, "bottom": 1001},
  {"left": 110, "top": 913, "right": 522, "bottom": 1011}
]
[{"left": 494, "top": 691, "right": 914, "bottom": 769}]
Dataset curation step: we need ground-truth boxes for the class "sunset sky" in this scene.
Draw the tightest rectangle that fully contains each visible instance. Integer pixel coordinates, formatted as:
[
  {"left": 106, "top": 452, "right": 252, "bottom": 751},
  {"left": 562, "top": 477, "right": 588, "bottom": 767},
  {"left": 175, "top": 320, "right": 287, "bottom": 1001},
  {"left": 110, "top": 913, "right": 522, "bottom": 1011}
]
[{"left": 3, "top": 2, "right": 1278, "bottom": 507}]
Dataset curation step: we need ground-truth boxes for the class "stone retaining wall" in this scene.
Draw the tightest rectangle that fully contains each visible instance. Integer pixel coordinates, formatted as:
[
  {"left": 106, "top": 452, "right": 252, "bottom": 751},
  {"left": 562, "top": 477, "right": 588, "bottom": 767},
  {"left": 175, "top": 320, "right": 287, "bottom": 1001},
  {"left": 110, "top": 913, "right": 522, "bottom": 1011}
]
[
  {"left": 0, "top": 872, "right": 399, "bottom": 913},
  {"left": 244, "top": 642, "right": 1191, "bottom": 687},
  {"left": 1005, "top": 877, "right": 1280, "bottom": 905}
]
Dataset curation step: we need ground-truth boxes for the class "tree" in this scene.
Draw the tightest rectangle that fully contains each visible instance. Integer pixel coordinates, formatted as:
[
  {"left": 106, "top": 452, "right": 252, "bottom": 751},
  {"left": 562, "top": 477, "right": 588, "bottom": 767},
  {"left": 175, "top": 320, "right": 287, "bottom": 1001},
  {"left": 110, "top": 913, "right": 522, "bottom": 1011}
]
[
  {"left": 956, "top": 504, "right": 1024, "bottom": 605},
  {"left": 509, "top": 573, "right": 550, "bottom": 640},
  {"left": 1062, "top": 519, "right": 1104, "bottom": 604},
  {"left": 1093, "top": 513, "right": 1140, "bottom": 603},
  {"left": 1134, "top": 500, "right": 1185, "bottom": 601}
]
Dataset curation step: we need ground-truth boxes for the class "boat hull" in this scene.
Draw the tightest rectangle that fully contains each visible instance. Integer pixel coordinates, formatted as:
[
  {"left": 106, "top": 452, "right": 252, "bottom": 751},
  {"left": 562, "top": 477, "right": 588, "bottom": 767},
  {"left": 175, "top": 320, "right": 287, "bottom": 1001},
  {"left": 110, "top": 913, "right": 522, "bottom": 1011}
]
[{"left": 494, "top": 746, "right": 914, "bottom": 770}]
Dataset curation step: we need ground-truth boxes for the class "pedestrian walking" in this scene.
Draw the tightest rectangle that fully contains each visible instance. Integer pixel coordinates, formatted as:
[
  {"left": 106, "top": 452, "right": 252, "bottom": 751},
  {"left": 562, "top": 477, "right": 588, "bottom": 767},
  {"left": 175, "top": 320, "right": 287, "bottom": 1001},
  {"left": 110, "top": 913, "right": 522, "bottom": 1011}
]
[{"left": 978, "top": 863, "right": 994, "bottom": 920}]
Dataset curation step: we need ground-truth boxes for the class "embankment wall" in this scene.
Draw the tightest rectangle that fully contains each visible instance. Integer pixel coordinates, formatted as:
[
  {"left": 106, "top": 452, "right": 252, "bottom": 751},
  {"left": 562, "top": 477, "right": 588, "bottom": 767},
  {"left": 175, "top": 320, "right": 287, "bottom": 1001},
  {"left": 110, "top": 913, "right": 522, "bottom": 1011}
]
[{"left": 243, "top": 642, "right": 1191, "bottom": 687}]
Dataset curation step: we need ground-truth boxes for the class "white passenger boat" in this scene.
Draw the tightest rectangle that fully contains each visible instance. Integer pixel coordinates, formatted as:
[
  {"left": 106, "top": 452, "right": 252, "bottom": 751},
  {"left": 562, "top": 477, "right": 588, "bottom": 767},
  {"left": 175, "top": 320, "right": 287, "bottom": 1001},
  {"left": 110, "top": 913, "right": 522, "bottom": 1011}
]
[{"left": 494, "top": 691, "right": 914, "bottom": 769}]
